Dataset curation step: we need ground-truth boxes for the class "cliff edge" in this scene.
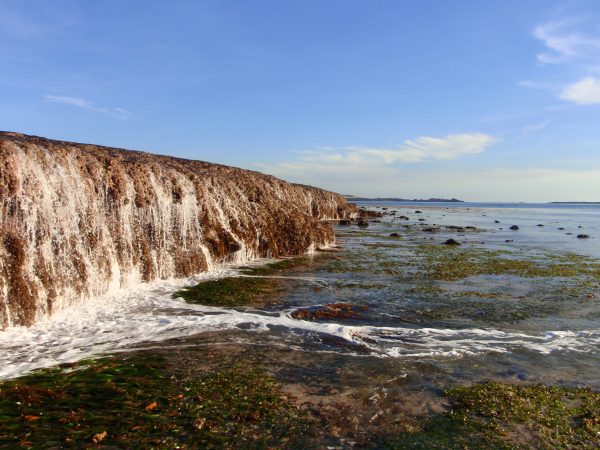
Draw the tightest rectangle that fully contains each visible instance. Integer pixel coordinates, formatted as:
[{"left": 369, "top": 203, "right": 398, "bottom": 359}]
[{"left": 0, "top": 132, "right": 357, "bottom": 327}]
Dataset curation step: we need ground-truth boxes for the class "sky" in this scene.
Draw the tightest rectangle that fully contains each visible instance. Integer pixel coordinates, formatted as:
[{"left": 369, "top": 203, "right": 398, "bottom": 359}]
[{"left": 1, "top": 0, "right": 600, "bottom": 202}]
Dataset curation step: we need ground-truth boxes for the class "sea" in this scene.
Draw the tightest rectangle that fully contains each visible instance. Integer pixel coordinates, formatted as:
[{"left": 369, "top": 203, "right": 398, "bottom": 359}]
[{"left": 1, "top": 202, "right": 599, "bottom": 397}]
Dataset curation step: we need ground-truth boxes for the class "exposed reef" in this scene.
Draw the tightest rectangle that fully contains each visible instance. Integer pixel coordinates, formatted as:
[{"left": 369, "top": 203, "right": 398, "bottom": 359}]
[{"left": 0, "top": 132, "right": 357, "bottom": 327}]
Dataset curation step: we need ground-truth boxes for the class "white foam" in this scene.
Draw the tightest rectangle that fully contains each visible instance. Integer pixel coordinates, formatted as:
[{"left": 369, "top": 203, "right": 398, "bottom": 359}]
[{"left": 1, "top": 269, "right": 599, "bottom": 380}]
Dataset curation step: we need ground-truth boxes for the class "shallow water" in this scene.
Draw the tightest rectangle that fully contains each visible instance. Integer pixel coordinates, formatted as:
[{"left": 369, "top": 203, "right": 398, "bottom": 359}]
[{"left": 1, "top": 202, "right": 599, "bottom": 394}]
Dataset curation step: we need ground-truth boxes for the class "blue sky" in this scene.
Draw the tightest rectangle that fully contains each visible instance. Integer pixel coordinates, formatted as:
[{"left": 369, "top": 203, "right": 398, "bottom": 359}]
[{"left": 2, "top": 0, "right": 600, "bottom": 201}]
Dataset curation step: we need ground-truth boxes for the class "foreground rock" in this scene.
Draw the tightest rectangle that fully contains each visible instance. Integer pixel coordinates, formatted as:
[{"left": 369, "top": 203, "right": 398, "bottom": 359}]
[{"left": 0, "top": 132, "right": 357, "bottom": 327}]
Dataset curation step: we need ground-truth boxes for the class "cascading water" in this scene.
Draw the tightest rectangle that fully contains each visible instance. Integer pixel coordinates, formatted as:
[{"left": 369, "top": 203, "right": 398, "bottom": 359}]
[{"left": 0, "top": 132, "right": 357, "bottom": 328}]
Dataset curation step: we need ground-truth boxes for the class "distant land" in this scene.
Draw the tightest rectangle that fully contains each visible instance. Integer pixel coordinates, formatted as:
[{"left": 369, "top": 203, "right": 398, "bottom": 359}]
[
  {"left": 346, "top": 195, "right": 464, "bottom": 202},
  {"left": 551, "top": 202, "right": 600, "bottom": 204}
]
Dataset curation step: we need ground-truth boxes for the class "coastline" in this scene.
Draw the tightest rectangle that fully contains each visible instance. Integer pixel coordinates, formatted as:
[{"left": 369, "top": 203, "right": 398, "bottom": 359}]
[{"left": 1, "top": 203, "right": 599, "bottom": 447}]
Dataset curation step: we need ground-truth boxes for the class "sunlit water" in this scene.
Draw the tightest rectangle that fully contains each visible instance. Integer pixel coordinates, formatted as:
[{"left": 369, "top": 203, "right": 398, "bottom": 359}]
[{"left": 1, "top": 202, "right": 599, "bottom": 389}]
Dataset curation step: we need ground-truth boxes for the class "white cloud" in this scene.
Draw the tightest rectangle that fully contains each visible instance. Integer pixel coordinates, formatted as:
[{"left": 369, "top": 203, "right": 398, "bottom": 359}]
[
  {"left": 268, "top": 132, "right": 493, "bottom": 170},
  {"left": 560, "top": 76, "right": 600, "bottom": 104},
  {"left": 44, "top": 95, "right": 131, "bottom": 120},
  {"left": 533, "top": 19, "right": 600, "bottom": 64},
  {"left": 259, "top": 133, "right": 496, "bottom": 184}
]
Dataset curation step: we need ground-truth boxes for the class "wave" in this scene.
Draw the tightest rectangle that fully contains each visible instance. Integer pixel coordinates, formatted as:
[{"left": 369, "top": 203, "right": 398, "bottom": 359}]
[{"left": 1, "top": 274, "right": 598, "bottom": 379}]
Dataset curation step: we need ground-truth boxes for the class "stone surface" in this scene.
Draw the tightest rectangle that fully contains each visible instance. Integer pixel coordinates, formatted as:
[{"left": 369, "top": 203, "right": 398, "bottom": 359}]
[{"left": 0, "top": 132, "right": 357, "bottom": 327}]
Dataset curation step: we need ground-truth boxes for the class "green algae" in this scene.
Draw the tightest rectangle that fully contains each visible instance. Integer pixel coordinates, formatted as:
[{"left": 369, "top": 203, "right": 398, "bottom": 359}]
[
  {"left": 173, "top": 256, "right": 311, "bottom": 307},
  {"left": 173, "top": 275, "right": 277, "bottom": 307},
  {"left": 380, "top": 383, "right": 600, "bottom": 449},
  {"left": 0, "top": 355, "right": 306, "bottom": 449},
  {"left": 239, "top": 256, "right": 311, "bottom": 276},
  {"left": 414, "top": 245, "right": 600, "bottom": 282}
]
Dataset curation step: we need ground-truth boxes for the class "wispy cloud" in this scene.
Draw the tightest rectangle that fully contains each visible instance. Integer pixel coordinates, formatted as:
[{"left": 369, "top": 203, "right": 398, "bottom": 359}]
[
  {"left": 560, "top": 76, "right": 600, "bottom": 105},
  {"left": 259, "top": 133, "right": 496, "bottom": 178},
  {"left": 519, "top": 120, "right": 550, "bottom": 138},
  {"left": 44, "top": 95, "right": 131, "bottom": 120},
  {"left": 527, "top": 16, "right": 600, "bottom": 106},
  {"left": 354, "top": 133, "right": 495, "bottom": 163},
  {"left": 533, "top": 18, "right": 600, "bottom": 64}
]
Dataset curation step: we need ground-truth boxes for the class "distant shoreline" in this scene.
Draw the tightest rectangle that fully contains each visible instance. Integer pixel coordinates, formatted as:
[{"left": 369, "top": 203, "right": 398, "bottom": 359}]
[
  {"left": 345, "top": 197, "right": 464, "bottom": 202},
  {"left": 551, "top": 201, "right": 600, "bottom": 204}
]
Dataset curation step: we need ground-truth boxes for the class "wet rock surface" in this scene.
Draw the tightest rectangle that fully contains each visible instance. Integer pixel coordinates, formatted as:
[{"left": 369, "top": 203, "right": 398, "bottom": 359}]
[
  {"left": 0, "top": 132, "right": 357, "bottom": 327},
  {"left": 291, "top": 303, "right": 368, "bottom": 321},
  {"left": 443, "top": 239, "right": 461, "bottom": 245}
]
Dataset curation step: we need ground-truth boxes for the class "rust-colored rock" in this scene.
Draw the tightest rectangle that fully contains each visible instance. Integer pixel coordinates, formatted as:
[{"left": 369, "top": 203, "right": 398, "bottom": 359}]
[
  {"left": 291, "top": 303, "right": 368, "bottom": 321},
  {"left": 0, "top": 132, "right": 357, "bottom": 327}
]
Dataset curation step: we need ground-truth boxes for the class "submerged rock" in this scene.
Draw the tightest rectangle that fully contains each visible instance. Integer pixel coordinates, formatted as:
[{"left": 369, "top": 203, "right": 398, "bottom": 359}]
[
  {"left": 291, "top": 303, "right": 368, "bottom": 321},
  {"left": 509, "top": 225, "right": 519, "bottom": 230},
  {"left": 577, "top": 234, "right": 590, "bottom": 239}
]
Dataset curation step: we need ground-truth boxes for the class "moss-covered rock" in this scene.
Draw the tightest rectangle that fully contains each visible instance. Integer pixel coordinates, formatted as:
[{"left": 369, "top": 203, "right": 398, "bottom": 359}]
[
  {"left": 0, "top": 355, "right": 306, "bottom": 449},
  {"left": 381, "top": 382, "right": 600, "bottom": 449}
]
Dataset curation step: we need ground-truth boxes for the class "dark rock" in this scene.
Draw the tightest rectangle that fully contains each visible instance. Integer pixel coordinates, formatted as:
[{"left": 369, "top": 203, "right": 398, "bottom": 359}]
[
  {"left": 339, "top": 219, "right": 352, "bottom": 225},
  {"left": 505, "top": 239, "right": 513, "bottom": 242},
  {"left": 358, "top": 209, "right": 382, "bottom": 218},
  {"left": 357, "top": 219, "right": 369, "bottom": 227},
  {"left": 415, "top": 210, "right": 422, "bottom": 213},
  {"left": 418, "top": 218, "right": 426, "bottom": 222},
  {"left": 423, "top": 227, "right": 439, "bottom": 232},
  {"left": 398, "top": 216, "right": 409, "bottom": 220},
  {"left": 558, "top": 227, "right": 565, "bottom": 230},
  {"left": 577, "top": 234, "right": 590, "bottom": 239},
  {"left": 494, "top": 220, "right": 500, "bottom": 223},
  {"left": 389, "top": 232, "right": 401, "bottom": 237},
  {"left": 228, "top": 242, "right": 242, "bottom": 253},
  {"left": 443, "top": 239, "right": 461, "bottom": 245},
  {"left": 537, "top": 224, "right": 544, "bottom": 227},
  {"left": 509, "top": 225, "right": 519, "bottom": 230}
]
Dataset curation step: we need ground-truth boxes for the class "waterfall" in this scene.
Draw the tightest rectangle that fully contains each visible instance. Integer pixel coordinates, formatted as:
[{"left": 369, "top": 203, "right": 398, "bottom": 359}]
[{"left": 0, "top": 132, "right": 356, "bottom": 328}]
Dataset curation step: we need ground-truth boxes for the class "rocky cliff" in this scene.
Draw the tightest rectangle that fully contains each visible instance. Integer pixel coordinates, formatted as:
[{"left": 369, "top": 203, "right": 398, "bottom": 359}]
[{"left": 0, "top": 132, "right": 357, "bottom": 328}]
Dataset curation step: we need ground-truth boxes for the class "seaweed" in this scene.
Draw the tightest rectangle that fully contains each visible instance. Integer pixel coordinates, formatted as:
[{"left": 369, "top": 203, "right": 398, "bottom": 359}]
[
  {"left": 379, "top": 382, "right": 600, "bottom": 449},
  {"left": 0, "top": 355, "right": 306, "bottom": 449}
]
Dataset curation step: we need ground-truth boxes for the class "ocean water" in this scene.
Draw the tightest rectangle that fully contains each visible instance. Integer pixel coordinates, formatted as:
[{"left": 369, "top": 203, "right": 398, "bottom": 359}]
[{"left": 1, "top": 202, "right": 599, "bottom": 393}]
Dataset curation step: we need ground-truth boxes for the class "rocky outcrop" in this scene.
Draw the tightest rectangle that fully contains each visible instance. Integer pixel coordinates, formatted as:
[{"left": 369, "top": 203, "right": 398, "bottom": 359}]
[{"left": 0, "top": 132, "right": 357, "bottom": 327}]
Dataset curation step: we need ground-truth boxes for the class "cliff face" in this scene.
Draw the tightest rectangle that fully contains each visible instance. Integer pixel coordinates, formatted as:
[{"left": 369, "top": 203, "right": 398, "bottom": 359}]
[{"left": 0, "top": 132, "right": 357, "bottom": 328}]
